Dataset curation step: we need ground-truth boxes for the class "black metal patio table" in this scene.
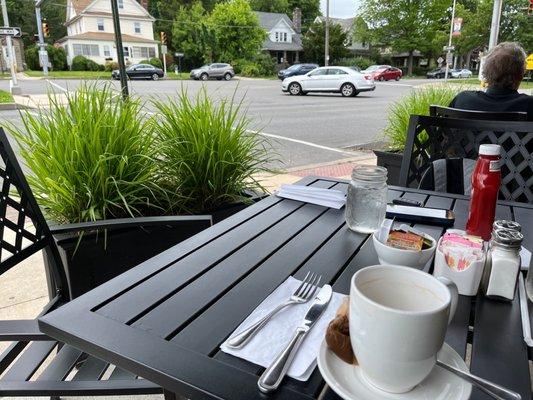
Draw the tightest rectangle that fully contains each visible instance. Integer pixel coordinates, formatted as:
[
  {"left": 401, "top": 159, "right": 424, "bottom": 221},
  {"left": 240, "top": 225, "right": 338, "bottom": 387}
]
[{"left": 38, "top": 176, "right": 533, "bottom": 400}]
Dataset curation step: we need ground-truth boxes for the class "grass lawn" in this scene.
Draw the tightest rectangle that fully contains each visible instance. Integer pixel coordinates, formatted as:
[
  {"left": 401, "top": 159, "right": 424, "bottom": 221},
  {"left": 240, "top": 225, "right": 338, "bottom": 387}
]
[
  {"left": 0, "top": 90, "right": 14, "bottom": 103},
  {"left": 25, "top": 70, "right": 110, "bottom": 79}
]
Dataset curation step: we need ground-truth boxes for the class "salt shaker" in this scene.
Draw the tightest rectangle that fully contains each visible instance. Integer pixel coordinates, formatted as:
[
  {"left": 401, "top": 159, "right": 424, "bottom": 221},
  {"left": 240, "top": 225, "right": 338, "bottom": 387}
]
[{"left": 481, "top": 228, "right": 523, "bottom": 301}]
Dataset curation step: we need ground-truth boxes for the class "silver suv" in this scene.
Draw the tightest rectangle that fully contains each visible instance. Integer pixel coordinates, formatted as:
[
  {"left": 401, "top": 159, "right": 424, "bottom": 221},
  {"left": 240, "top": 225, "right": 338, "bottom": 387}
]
[{"left": 190, "top": 63, "right": 235, "bottom": 81}]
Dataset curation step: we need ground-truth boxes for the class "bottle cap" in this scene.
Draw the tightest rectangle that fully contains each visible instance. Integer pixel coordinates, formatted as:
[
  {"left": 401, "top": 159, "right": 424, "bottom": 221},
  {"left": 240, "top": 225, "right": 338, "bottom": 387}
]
[{"left": 479, "top": 144, "right": 501, "bottom": 156}]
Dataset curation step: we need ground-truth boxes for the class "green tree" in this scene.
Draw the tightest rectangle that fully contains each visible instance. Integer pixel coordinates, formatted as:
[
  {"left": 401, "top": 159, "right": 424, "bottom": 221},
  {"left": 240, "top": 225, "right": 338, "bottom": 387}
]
[
  {"left": 208, "top": 0, "right": 266, "bottom": 62},
  {"left": 172, "top": 2, "right": 216, "bottom": 68},
  {"left": 25, "top": 44, "right": 67, "bottom": 71},
  {"left": 5, "top": 0, "right": 67, "bottom": 46},
  {"left": 302, "top": 21, "right": 348, "bottom": 64},
  {"left": 250, "top": 0, "right": 289, "bottom": 13},
  {"left": 359, "top": 0, "right": 449, "bottom": 75}
]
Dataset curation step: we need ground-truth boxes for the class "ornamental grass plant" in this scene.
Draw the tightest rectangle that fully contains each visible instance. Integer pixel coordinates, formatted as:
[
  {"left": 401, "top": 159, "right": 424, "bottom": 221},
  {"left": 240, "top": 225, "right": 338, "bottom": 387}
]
[
  {"left": 8, "top": 83, "right": 166, "bottom": 224},
  {"left": 383, "top": 84, "right": 462, "bottom": 151},
  {"left": 152, "top": 88, "right": 274, "bottom": 213}
]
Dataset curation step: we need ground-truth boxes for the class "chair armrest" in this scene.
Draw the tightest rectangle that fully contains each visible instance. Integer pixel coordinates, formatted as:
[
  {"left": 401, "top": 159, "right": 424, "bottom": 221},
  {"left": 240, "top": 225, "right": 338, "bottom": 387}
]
[
  {"left": 0, "top": 320, "right": 50, "bottom": 341},
  {"left": 49, "top": 215, "right": 213, "bottom": 234}
]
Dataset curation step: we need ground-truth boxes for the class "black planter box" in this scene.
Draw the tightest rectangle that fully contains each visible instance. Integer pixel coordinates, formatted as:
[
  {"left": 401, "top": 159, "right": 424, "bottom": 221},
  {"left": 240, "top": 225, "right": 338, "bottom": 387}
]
[
  {"left": 52, "top": 193, "right": 266, "bottom": 299},
  {"left": 374, "top": 150, "right": 403, "bottom": 186}
]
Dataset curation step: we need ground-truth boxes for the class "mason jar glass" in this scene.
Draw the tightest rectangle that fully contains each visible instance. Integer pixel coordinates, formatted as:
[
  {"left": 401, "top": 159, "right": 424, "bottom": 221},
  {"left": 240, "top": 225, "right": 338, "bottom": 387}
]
[{"left": 345, "top": 165, "right": 388, "bottom": 233}]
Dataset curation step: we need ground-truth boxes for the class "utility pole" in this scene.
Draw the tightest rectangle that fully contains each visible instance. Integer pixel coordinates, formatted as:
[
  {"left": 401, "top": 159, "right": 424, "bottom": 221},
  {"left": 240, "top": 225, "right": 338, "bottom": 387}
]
[
  {"left": 444, "top": 0, "right": 457, "bottom": 82},
  {"left": 0, "top": 0, "right": 20, "bottom": 94},
  {"left": 324, "top": 0, "right": 329, "bottom": 66},
  {"left": 35, "top": 0, "right": 49, "bottom": 76},
  {"left": 488, "top": 0, "right": 503, "bottom": 49},
  {"left": 110, "top": 0, "right": 128, "bottom": 99}
]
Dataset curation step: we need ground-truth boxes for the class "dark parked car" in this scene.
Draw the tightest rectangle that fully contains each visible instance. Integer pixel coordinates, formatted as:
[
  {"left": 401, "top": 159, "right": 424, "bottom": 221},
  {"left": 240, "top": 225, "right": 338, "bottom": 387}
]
[
  {"left": 426, "top": 68, "right": 447, "bottom": 79},
  {"left": 278, "top": 63, "right": 318, "bottom": 80},
  {"left": 112, "top": 64, "right": 164, "bottom": 80}
]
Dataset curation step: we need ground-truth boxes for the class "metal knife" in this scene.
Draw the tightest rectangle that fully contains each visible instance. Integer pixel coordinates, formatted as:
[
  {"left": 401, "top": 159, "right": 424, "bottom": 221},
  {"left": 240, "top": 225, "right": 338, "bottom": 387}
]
[{"left": 257, "top": 284, "right": 333, "bottom": 393}]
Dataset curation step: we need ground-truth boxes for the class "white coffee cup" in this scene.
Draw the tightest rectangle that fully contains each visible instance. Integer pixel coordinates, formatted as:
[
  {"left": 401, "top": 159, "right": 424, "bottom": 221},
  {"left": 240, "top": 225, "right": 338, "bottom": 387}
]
[{"left": 349, "top": 265, "right": 458, "bottom": 393}]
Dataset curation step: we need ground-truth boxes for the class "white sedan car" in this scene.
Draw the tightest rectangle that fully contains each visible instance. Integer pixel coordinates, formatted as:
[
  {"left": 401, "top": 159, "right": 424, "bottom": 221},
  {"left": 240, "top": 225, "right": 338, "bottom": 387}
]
[
  {"left": 451, "top": 69, "right": 473, "bottom": 78},
  {"left": 281, "top": 66, "right": 376, "bottom": 97}
]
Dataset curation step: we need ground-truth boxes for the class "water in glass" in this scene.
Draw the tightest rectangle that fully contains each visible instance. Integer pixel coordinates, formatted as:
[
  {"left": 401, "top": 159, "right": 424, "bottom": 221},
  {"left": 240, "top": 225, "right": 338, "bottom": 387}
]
[{"left": 345, "top": 165, "right": 388, "bottom": 233}]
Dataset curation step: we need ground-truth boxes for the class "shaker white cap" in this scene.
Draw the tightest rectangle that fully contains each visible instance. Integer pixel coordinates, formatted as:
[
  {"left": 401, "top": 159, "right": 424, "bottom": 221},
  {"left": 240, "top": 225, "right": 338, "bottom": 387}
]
[{"left": 479, "top": 144, "right": 501, "bottom": 156}]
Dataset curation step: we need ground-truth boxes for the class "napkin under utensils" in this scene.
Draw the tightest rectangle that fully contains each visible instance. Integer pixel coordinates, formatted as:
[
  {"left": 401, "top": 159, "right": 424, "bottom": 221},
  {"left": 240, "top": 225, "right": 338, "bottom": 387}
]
[
  {"left": 220, "top": 276, "right": 344, "bottom": 380},
  {"left": 276, "top": 184, "right": 346, "bottom": 209}
]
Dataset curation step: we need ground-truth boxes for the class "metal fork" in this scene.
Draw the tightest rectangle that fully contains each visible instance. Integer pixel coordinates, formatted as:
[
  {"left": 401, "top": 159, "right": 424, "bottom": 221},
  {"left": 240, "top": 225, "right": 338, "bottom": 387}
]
[{"left": 226, "top": 272, "right": 321, "bottom": 349}]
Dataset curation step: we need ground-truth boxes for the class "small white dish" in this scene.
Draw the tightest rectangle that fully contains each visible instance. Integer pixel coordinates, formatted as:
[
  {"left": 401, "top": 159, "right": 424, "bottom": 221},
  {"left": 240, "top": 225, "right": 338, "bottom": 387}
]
[
  {"left": 317, "top": 341, "right": 472, "bottom": 400},
  {"left": 372, "top": 231, "right": 436, "bottom": 270}
]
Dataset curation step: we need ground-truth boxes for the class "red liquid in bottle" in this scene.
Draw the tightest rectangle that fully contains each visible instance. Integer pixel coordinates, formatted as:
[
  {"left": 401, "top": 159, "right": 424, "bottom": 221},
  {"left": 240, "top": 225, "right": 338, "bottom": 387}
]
[{"left": 466, "top": 144, "right": 502, "bottom": 240}]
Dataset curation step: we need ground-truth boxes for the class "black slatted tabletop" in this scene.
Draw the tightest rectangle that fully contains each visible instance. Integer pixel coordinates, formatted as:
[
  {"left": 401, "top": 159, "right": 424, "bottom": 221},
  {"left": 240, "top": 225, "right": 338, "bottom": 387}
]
[{"left": 38, "top": 177, "right": 533, "bottom": 400}]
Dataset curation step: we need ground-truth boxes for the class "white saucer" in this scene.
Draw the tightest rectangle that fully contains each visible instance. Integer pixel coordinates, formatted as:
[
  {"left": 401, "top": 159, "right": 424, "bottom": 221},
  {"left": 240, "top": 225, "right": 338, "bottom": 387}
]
[{"left": 317, "top": 341, "right": 472, "bottom": 400}]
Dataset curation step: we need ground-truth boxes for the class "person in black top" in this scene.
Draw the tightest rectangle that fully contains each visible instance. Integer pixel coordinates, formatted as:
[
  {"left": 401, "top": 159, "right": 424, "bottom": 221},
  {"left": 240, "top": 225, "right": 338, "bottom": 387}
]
[{"left": 449, "top": 42, "right": 533, "bottom": 120}]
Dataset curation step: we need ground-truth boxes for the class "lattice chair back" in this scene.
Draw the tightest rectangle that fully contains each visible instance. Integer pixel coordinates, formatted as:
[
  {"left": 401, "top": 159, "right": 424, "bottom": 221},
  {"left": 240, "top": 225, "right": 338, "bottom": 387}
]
[
  {"left": 0, "top": 128, "right": 67, "bottom": 294},
  {"left": 429, "top": 105, "right": 529, "bottom": 121},
  {"left": 399, "top": 116, "right": 533, "bottom": 203}
]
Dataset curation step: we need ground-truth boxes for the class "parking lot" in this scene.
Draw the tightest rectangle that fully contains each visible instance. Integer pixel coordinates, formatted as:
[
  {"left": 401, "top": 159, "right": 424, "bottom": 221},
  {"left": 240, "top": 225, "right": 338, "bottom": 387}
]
[{"left": 0, "top": 77, "right": 426, "bottom": 169}]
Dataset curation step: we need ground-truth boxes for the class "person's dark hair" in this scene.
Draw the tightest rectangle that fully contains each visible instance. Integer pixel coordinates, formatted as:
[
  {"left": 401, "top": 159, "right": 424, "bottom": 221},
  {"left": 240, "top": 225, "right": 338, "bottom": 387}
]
[{"left": 483, "top": 42, "right": 526, "bottom": 90}]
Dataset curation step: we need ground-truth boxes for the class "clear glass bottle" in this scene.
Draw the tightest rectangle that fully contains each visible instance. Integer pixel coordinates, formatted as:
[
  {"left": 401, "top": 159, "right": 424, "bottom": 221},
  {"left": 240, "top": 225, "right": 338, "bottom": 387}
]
[{"left": 345, "top": 165, "right": 388, "bottom": 233}]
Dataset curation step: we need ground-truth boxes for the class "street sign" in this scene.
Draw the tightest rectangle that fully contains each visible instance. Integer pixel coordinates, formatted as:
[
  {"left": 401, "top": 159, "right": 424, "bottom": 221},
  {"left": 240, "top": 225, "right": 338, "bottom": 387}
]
[
  {"left": 38, "top": 50, "right": 49, "bottom": 68},
  {"left": 443, "top": 45, "right": 455, "bottom": 51},
  {"left": 161, "top": 45, "right": 167, "bottom": 54},
  {"left": 527, "top": 54, "right": 533, "bottom": 70},
  {"left": 446, "top": 52, "right": 453, "bottom": 65},
  {"left": 0, "top": 27, "right": 21, "bottom": 38},
  {"left": 175, "top": 52, "right": 184, "bottom": 58},
  {"left": 437, "top": 56, "right": 444, "bottom": 65}
]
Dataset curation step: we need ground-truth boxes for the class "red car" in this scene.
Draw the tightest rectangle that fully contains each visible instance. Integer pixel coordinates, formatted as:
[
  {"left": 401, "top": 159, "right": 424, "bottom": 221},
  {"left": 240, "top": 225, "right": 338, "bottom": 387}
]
[{"left": 366, "top": 66, "right": 403, "bottom": 81}]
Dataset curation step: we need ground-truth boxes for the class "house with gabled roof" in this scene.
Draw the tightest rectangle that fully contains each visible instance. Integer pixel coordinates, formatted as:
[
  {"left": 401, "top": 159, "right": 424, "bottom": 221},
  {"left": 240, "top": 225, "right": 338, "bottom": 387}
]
[
  {"left": 314, "top": 16, "right": 370, "bottom": 55},
  {"left": 57, "top": 0, "right": 158, "bottom": 67},
  {"left": 256, "top": 9, "right": 303, "bottom": 65}
]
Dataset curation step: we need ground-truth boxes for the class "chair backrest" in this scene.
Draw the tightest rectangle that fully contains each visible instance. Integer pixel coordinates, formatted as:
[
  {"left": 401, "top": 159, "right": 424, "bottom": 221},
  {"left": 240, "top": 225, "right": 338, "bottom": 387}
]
[
  {"left": 429, "top": 105, "right": 529, "bottom": 121},
  {"left": 0, "top": 128, "right": 68, "bottom": 295},
  {"left": 399, "top": 115, "right": 533, "bottom": 203}
]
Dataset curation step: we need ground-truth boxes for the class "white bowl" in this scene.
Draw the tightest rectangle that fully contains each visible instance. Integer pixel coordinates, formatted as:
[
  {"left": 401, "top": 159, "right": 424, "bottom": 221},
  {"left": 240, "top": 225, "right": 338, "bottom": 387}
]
[{"left": 372, "top": 231, "right": 437, "bottom": 270}]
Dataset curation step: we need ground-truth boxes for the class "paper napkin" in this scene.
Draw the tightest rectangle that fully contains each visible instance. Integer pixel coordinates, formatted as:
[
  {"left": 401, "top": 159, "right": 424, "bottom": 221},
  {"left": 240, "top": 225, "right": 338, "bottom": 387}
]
[
  {"left": 276, "top": 184, "right": 346, "bottom": 209},
  {"left": 220, "top": 276, "right": 344, "bottom": 381}
]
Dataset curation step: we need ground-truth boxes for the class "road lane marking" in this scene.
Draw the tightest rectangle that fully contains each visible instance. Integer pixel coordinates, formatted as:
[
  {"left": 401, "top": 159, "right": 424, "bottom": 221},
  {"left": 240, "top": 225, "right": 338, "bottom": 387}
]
[
  {"left": 247, "top": 129, "right": 354, "bottom": 156},
  {"left": 45, "top": 80, "right": 69, "bottom": 93}
]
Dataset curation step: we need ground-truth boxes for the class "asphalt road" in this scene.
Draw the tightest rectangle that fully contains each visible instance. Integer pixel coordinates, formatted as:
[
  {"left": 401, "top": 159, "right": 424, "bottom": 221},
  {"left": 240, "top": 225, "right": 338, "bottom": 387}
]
[{"left": 0, "top": 77, "right": 427, "bottom": 169}]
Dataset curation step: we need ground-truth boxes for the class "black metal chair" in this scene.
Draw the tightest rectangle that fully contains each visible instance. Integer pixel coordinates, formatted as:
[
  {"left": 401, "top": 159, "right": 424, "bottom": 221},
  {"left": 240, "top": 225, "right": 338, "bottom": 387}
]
[
  {"left": 399, "top": 115, "right": 533, "bottom": 203},
  {"left": 0, "top": 128, "right": 213, "bottom": 397},
  {"left": 429, "top": 105, "right": 529, "bottom": 121}
]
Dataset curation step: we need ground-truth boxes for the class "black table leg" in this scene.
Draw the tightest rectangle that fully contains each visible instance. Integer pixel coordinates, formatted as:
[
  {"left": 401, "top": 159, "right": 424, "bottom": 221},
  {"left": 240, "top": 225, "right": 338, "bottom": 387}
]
[{"left": 164, "top": 389, "right": 187, "bottom": 400}]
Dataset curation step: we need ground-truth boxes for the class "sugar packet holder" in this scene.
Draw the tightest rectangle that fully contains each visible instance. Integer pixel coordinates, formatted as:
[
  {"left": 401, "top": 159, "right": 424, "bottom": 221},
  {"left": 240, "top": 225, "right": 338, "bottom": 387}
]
[{"left": 433, "top": 232, "right": 486, "bottom": 296}]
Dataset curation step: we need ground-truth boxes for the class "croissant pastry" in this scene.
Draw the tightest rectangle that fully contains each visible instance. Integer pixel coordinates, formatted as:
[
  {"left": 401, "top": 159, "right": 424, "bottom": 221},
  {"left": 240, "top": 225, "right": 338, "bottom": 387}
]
[{"left": 325, "top": 297, "right": 357, "bottom": 364}]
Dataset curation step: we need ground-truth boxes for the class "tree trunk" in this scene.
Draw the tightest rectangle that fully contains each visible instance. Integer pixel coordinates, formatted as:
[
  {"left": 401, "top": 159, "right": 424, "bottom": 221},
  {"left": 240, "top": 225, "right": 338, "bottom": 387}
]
[
  {"left": 407, "top": 50, "right": 414, "bottom": 76},
  {"left": 465, "top": 50, "right": 473, "bottom": 70}
]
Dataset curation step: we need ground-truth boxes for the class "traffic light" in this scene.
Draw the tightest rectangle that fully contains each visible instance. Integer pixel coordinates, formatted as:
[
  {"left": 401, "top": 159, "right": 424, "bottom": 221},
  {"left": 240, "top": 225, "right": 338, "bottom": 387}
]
[
  {"left": 160, "top": 31, "right": 167, "bottom": 45},
  {"left": 42, "top": 22, "right": 49, "bottom": 37}
]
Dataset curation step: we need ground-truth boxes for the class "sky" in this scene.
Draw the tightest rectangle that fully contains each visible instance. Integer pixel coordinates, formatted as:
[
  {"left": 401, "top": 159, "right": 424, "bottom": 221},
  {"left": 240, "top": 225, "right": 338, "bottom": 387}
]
[{"left": 320, "top": 0, "right": 359, "bottom": 18}]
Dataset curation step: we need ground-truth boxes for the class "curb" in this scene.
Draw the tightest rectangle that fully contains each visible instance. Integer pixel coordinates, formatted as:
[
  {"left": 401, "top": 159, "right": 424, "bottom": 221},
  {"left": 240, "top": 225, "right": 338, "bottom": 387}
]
[{"left": 0, "top": 103, "right": 18, "bottom": 110}]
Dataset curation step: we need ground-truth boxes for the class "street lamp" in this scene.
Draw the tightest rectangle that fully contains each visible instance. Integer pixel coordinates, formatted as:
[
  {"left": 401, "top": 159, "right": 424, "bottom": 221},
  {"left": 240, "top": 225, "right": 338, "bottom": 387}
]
[
  {"left": 444, "top": 0, "right": 457, "bottom": 82},
  {"left": 325, "top": 0, "right": 329, "bottom": 66}
]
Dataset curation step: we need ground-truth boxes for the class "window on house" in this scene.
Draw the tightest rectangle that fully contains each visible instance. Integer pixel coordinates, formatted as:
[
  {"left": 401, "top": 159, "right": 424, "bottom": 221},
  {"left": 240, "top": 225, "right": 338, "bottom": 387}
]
[
  {"left": 123, "top": 46, "right": 130, "bottom": 57},
  {"left": 275, "top": 32, "right": 279, "bottom": 42},
  {"left": 283, "top": 33, "right": 287, "bottom": 42},
  {"left": 118, "top": 0, "right": 124, "bottom": 8},
  {"left": 97, "top": 18, "right": 104, "bottom": 31},
  {"left": 103, "top": 45, "right": 111, "bottom": 57},
  {"left": 132, "top": 46, "right": 156, "bottom": 58},
  {"left": 72, "top": 44, "right": 100, "bottom": 57},
  {"left": 134, "top": 22, "right": 141, "bottom": 34}
]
